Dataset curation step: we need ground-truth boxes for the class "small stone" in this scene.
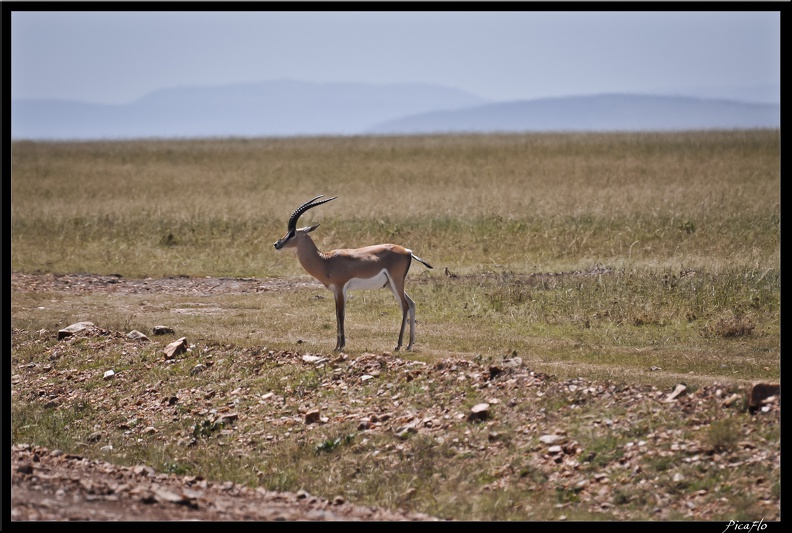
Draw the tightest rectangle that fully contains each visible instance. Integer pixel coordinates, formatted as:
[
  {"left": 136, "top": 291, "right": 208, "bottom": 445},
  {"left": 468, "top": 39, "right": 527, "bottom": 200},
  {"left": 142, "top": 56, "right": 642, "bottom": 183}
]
[
  {"left": 126, "top": 330, "right": 150, "bottom": 342},
  {"left": 133, "top": 465, "right": 156, "bottom": 476},
  {"left": 748, "top": 382, "right": 780, "bottom": 410},
  {"left": 467, "top": 403, "right": 491, "bottom": 422},
  {"left": 103, "top": 369, "right": 115, "bottom": 380},
  {"left": 721, "top": 393, "right": 741, "bottom": 407},
  {"left": 152, "top": 325, "right": 174, "bottom": 335},
  {"left": 163, "top": 337, "right": 188, "bottom": 359},
  {"left": 215, "top": 413, "right": 239, "bottom": 425},
  {"left": 153, "top": 488, "right": 187, "bottom": 504},
  {"left": 57, "top": 321, "right": 94, "bottom": 340},
  {"left": 664, "top": 384, "right": 687, "bottom": 402}
]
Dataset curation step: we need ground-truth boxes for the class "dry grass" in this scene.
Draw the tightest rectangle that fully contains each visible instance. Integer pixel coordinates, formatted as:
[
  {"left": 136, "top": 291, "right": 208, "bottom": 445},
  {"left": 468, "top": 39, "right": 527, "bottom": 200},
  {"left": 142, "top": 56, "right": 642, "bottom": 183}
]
[
  {"left": 10, "top": 130, "right": 780, "bottom": 520},
  {"left": 11, "top": 130, "right": 779, "bottom": 276}
]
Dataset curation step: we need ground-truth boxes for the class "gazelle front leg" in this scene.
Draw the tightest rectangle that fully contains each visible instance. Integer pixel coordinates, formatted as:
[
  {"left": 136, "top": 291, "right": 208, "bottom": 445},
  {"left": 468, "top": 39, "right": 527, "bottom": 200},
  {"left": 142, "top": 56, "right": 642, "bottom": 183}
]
[{"left": 333, "top": 288, "right": 346, "bottom": 352}]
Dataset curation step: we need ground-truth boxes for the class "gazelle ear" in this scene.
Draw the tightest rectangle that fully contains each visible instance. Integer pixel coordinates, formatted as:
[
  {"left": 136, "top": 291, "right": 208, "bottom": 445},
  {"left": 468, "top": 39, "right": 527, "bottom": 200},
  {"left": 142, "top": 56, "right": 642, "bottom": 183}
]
[{"left": 301, "top": 224, "right": 320, "bottom": 233}]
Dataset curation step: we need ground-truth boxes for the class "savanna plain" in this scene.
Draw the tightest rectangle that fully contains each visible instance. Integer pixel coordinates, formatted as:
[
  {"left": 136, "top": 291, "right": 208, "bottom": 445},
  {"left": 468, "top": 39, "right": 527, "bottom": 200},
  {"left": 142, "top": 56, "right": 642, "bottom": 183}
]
[{"left": 10, "top": 131, "right": 780, "bottom": 521}]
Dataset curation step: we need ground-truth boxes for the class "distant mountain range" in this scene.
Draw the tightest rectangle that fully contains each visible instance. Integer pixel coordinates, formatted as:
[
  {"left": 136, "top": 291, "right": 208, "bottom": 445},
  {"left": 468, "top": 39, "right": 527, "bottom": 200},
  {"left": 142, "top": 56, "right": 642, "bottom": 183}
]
[
  {"left": 11, "top": 80, "right": 780, "bottom": 140},
  {"left": 367, "top": 94, "right": 780, "bottom": 134}
]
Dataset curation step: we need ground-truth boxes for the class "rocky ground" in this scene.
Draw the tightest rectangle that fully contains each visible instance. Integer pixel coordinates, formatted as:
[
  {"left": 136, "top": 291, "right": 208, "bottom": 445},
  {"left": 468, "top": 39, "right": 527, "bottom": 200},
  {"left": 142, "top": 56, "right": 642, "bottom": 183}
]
[
  {"left": 10, "top": 273, "right": 781, "bottom": 522},
  {"left": 11, "top": 273, "right": 441, "bottom": 521},
  {"left": 10, "top": 444, "right": 438, "bottom": 521}
]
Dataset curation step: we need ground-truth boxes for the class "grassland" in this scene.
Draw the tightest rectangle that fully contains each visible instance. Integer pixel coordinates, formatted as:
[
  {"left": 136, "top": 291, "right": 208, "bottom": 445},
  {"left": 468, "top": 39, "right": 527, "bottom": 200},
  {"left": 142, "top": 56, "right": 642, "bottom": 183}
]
[{"left": 10, "top": 130, "right": 780, "bottom": 520}]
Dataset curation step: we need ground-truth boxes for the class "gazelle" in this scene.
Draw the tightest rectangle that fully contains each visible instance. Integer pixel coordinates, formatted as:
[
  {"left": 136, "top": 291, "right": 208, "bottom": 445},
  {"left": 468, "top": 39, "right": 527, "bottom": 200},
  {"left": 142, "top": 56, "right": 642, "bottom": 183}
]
[{"left": 274, "top": 195, "right": 433, "bottom": 352}]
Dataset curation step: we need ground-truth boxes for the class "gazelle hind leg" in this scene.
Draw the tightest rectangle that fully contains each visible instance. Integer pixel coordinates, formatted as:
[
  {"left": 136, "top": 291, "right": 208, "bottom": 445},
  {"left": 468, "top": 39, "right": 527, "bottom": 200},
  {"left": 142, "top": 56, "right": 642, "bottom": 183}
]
[
  {"left": 404, "top": 292, "right": 416, "bottom": 350},
  {"left": 385, "top": 273, "right": 409, "bottom": 351},
  {"left": 394, "top": 293, "right": 409, "bottom": 351}
]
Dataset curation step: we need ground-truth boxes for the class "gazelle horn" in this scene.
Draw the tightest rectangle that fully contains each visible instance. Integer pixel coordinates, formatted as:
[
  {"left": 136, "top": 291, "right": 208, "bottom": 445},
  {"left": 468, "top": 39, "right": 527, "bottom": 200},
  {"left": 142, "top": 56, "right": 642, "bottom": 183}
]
[{"left": 287, "top": 195, "right": 337, "bottom": 231}]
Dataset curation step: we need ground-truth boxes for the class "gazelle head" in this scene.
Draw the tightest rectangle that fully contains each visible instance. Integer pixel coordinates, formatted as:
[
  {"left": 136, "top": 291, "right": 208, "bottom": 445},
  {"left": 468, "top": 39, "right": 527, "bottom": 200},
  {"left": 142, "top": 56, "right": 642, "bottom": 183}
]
[{"left": 274, "top": 195, "right": 337, "bottom": 250}]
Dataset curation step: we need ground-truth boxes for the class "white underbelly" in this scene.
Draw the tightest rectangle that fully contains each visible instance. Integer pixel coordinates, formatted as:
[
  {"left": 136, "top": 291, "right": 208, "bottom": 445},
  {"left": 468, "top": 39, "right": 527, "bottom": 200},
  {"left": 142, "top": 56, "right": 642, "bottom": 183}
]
[{"left": 344, "top": 270, "right": 389, "bottom": 292}]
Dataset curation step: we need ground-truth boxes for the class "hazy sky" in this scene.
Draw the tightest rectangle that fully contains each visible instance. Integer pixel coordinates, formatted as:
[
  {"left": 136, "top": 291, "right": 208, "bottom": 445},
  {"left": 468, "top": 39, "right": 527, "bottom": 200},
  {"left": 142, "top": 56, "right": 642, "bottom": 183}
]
[{"left": 10, "top": 10, "right": 781, "bottom": 105}]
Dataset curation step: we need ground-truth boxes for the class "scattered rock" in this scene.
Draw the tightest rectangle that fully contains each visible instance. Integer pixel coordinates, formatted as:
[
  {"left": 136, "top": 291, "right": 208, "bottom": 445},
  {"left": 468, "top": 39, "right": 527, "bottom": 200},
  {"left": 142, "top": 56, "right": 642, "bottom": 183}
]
[
  {"left": 163, "top": 337, "right": 189, "bottom": 359},
  {"left": 305, "top": 410, "right": 322, "bottom": 424},
  {"left": 133, "top": 464, "right": 156, "bottom": 477},
  {"left": 302, "top": 355, "right": 328, "bottom": 364},
  {"left": 103, "top": 370, "right": 115, "bottom": 380},
  {"left": 539, "top": 434, "right": 564, "bottom": 445},
  {"left": 57, "top": 321, "right": 94, "bottom": 340},
  {"left": 190, "top": 364, "right": 206, "bottom": 375},
  {"left": 152, "top": 325, "right": 174, "bottom": 335},
  {"left": 748, "top": 382, "right": 780, "bottom": 411},
  {"left": 215, "top": 413, "right": 239, "bottom": 426},
  {"left": 152, "top": 487, "right": 193, "bottom": 505},
  {"left": 502, "top": 357, "right": 523, "bottom": 368},
  {"left": 721, "top": 393, "right": 741, "bottom": 407},
  {"left": 395, "top": 425, "right": 418, "bottom": 439},
  {"left": 467, "top": 403, "right": 491, "bottom": 422},
  {"left": 664, "top": 383, "right": 687, "bottom": 402},
  {"left": 488, "top": 366, "right": 504, "bottom": 379},
  {"left": 126, "top": 330, "right": 150, "bottom": 342}
]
